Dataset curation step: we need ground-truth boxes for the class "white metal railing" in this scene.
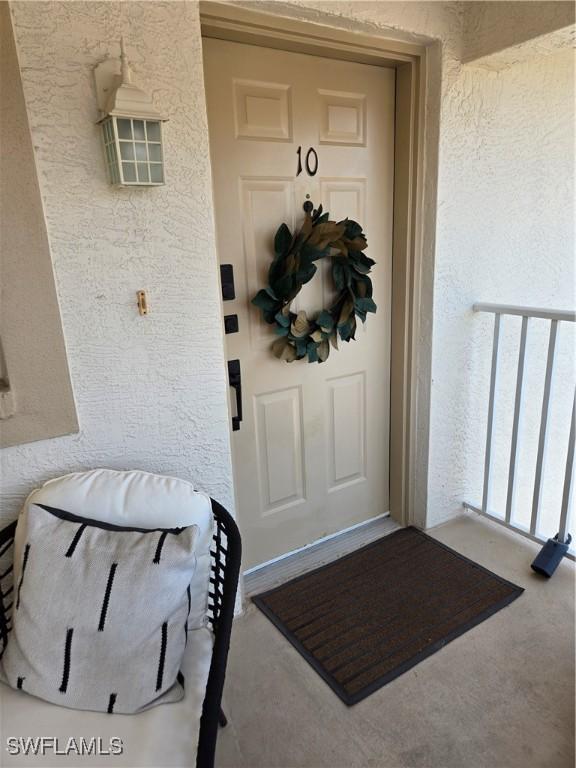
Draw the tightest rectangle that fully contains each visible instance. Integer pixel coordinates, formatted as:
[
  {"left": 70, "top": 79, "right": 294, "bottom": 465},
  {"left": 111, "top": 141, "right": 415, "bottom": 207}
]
[{"left": 464, "top": 302, "right": 576, "bottom": 559}]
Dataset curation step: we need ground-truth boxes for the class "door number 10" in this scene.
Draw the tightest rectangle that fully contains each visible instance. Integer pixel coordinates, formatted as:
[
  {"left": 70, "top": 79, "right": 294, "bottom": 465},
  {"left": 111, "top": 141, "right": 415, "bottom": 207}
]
[{"left": 296, "top": 146, "right": 318, "bottom": 177}]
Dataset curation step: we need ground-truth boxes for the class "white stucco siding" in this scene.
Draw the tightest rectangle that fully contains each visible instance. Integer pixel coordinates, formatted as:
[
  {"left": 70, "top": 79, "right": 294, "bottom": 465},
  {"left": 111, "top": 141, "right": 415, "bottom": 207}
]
[
  {"left": 429, "top": 47, "right": 575, "bottom": 530},
  {"left": 1, "top": 1, "right": 234, "bottom": 520}
]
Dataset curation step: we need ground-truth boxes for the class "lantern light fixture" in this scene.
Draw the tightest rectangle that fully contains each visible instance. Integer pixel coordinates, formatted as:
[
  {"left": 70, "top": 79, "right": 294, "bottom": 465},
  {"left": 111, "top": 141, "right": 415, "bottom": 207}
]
[{"left": 96, "top": 39, "right": 167, "bottom": 187}]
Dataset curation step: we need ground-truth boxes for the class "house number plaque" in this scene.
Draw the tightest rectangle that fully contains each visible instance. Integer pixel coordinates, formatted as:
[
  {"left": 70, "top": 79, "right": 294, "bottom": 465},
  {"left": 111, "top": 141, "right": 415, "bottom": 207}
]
[{"left": 296, "top": 146, "right": 318, "bottom": 177}]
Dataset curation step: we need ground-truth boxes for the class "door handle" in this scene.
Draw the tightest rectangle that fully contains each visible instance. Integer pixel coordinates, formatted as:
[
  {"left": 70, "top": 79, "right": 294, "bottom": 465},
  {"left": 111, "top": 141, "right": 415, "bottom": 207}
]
[{"left": 227, "top": 359, "right": 242, "bottom": 431}]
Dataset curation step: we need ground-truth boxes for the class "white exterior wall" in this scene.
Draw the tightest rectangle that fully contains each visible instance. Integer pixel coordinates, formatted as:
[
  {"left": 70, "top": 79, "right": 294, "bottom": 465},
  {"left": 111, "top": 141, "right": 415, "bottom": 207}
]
[
  {"left": 1, "top": 1, "right": 235, "bottom": 522},
  {"left": 2, "top": 1, "right": 573, "bottom": 534},
  {"left": 432, "top": 47, "right": 575, "bottom": 532}
]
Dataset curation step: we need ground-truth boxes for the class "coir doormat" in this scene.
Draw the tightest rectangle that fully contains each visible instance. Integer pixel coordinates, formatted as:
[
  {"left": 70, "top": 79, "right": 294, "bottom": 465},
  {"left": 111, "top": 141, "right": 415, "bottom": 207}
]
[{"left": 253, "top": 527, "right": 523, "bottom": 705}]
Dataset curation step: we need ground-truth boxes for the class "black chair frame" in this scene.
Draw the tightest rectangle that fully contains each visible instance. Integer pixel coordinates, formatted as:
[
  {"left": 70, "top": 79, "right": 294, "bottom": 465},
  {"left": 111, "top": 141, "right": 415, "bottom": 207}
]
[
  {"left": 0, "top": 498, "right": 241, "bottom": 768},
  {"left": 197, "top": 499, "right": 242, "bottom": 767}
]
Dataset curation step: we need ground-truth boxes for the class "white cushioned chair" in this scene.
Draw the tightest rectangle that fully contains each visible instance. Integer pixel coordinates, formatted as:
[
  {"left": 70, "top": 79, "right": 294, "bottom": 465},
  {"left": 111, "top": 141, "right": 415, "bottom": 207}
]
[{"left": 0, "top": 469, "right": 241, "bottom": 768}]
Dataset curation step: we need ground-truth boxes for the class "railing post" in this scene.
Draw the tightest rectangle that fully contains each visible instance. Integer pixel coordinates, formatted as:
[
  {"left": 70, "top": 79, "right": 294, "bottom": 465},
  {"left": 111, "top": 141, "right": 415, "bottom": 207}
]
[
  {"left": 482, "top": 313, "right": 501, "bottom": 514},
  {"left": 505, "top": 316, "right": 528, "bottom": 523},
  {"left": 530, "top": 319, "right": 559, "bottom": 535},
  {"left": 469, "top": 303, "right": 575, "bottom": 560},
  {"left": 558, "top": 392, "right": 575, "bottom": 543}
]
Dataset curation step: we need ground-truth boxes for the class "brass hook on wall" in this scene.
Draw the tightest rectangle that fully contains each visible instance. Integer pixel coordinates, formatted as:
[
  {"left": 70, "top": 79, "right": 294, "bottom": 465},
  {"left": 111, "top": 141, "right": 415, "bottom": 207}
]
[{"left": 136, "top": 290, "right": 148, "bottom": 316}]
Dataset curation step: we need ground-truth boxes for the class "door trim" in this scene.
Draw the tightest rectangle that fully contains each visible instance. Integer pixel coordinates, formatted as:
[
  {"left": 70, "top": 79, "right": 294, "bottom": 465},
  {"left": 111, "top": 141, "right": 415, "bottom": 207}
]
[{"left": 200, "top": 1, "right": 433, "bottom": 529}]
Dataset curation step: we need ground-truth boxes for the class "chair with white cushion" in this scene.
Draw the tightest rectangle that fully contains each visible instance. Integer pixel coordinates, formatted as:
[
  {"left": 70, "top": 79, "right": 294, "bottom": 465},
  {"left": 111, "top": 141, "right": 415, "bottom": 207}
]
[{"left": 0, "top": 469, "right": 241, "bottom": 768}]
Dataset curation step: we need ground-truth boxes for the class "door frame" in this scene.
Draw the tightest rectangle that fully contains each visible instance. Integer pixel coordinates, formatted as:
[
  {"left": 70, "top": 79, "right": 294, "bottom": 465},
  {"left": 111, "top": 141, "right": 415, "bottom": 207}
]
[{"left": 200, "top": 1, "right": 434, "bottom": 530}]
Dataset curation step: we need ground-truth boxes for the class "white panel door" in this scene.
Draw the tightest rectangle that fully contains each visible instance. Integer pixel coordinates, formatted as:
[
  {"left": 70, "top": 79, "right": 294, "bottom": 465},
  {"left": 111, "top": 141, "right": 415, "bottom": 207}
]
[{"left": 203, "top": 39, "right": 395, "bottom": 569}]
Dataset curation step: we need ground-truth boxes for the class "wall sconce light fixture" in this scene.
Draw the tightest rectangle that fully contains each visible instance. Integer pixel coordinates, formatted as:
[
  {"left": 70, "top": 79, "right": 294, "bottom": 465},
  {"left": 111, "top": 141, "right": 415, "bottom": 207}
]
[{"left": 95, "top": 39, "right": 167, "bottom": 186}]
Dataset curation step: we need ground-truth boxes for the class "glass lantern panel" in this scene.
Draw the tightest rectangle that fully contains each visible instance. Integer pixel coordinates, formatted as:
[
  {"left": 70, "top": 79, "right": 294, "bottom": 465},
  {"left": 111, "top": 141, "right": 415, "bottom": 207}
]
[
  {"left": 134, "top": 142, "right": 148, "bottom": 161},
  {"left": 119, "top": 142, "right": 134, "bottom": 161},
  {"left": 146, "top": 121, "right": 161, "bottom": 141},
  {"left": 133, "top": 120, "right": 145, "bottom": 140},
  {"left": 122, "top": 162, "right": 137, "bottom": 183},
  {"left": 150, "top": 164, "right": 164, "bottom": 184},
  {"left": 148, "top": 143, "right": 162, "bottom": 162},
  {"left": 137, "top": 163, "right": 150, "bottom": 183},
  {"left": 117, "top": 118, "right": 132, "bottom": 140}
]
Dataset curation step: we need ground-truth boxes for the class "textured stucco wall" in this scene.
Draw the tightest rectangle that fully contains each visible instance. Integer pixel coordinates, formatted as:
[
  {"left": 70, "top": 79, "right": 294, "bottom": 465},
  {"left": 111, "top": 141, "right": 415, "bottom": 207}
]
[
  {"left": 462, "top": 1, "right": 575, "bottom": 64},
  {"left": 0, "top": 3, "right": 78, "bottom": 447},
  {"left": 2, "top": 0, "right": 573, "bottom": 535},
  {"left": 1, "top": 1, "right": 234, "bottom": 522},
  {"left": 430, "top": 47, "right": 575, "bottom": 531}
]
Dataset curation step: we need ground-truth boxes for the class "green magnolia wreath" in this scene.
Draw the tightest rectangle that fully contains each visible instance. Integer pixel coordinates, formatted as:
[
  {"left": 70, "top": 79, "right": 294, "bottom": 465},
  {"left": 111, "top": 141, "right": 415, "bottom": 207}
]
[{"left": 252, "top": 200, "right": 376, "bottom": 363}]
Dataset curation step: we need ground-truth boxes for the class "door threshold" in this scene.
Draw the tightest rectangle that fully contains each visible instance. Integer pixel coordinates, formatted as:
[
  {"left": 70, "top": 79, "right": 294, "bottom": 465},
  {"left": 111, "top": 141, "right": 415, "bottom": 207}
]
[{"left": 244, "top": 513, "right": 401, "bottom": 597}]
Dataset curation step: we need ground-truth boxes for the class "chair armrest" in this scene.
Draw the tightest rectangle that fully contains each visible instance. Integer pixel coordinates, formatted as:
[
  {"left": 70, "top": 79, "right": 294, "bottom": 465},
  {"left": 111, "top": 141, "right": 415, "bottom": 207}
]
[
  {"left": 196, "top": 499, "right": 241, "bottom": 768},
  {"left": 0, "top": 520, "right": 16, "bottom": 657}
]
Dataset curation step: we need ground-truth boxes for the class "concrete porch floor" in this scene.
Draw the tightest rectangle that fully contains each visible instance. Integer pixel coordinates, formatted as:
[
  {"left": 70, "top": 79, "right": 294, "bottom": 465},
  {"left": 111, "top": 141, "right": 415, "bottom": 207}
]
[{"left": 217, "top": 514, "right": 575, "bottom": 768}]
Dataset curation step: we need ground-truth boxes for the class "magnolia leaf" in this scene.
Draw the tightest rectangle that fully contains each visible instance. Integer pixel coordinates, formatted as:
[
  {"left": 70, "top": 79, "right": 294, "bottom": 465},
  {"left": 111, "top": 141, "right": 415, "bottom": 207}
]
[
  {"left": 274, "top": 324, "right": 290, "bottom": 336},
  {"left": 338, "top": 297, "right": 354, "bottom": 325},
  {"left": 297, "top": 260, "right": 317, "bottom": 285},
  {"left": 252, "top": 289, "right": 278, "bottom": 312},
  {"left": 272, "top": 337, "right": 297, "bottom": 362},
  {"left": 350, "top": 315, "right": 357, "bottom": 338},
  {"left": 338, "top": 321, "right": 351, "bottom": 340},
  {"left": 291, "top": 310, "right": 311, "bottom": 338},
  {"left": 311, "top": 329, "right": 323, "bottom": 343},
  {"left": 330, "top": 331, "right": 339, "bottom": 350},
  {"left": 264, "top": 285, "right": 278, "bottom": 299},
  {"left": 295, "top": 338, "right": 308, "bottom": 358},
  {"left": 274, "top": 223, "right": 292, "bottom": 256},
  {"left": 285, "top": 253, "right": 297, "bottom": 275},
  {"left": 283, "top": 345, "right": 298, "bottom": 362},
  {"left": 317, "top": 310, "right": 334, "bottom": 331},
  {"left": 308, "top": 222, "right": 346, "bottom": 247},
  {"left": 343, "top": 220, "right": 363, "bottom": 239},
  {"left": 275, "top": 310, "right": 290, "bottom": 327},
  {"left": 356, "top": 297, "right": 377, "bottom": 314},
  {"left": 317, "top": 338, "right": 330, "bottom": 362},
  {"left": 339, "top": 314, "right": 357, "bottom": 341},
  {"left": 271, "top": 274, "right": 294, "bottom": 299},
  {"left": 331, "top": 239, "right": 349, "bottom": 257},
  {"left": 272, "top": 337, "right": 288, "bottom": 357},
  {"left": 299, "top": 214, "right": 313, "bottom": 239},
  {"left": 307, "top": 342, "right": 318, "bottom": 363},
  {"left": 332, "top": 263, "right": 346, "bottom": 291},
  {"left": 315, "top": 212, "right": 329, "bottom": 225},
  {"left": 346, "top": 236, "right": 368, "bottom": 252},
  {"left": 348, "top": 252, "right": 375, "bottom": 272},
  {"left": 300, "top": 242, "right": 330, "bottom": 262}
]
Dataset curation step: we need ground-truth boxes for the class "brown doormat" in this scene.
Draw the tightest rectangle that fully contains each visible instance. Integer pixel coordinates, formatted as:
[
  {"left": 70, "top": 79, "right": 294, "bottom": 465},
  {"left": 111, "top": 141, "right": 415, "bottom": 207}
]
[{"left": 253, "top": 527, "right": 523, "bottom": 705}]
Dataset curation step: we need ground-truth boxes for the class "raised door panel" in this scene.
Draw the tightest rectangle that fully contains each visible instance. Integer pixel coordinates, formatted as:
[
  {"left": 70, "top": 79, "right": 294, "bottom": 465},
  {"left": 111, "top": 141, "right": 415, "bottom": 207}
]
[
  {"left": 318, "top": 89, "right": 366, "bottom": 146},
  {"left": 326, "top": 373, "right": 366, "bottom": 491},
  {"left": 255, "top": 387, "right": 305, "bottom": 515},
  {"left": 234, "top": 79, "right": 293, "bottom": 142},
  {"left": 240, "top": 178, "right": 294, "bottom": 343},
  {"left": 318, "top": 178, "right": 366, "bottom": 309}
]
